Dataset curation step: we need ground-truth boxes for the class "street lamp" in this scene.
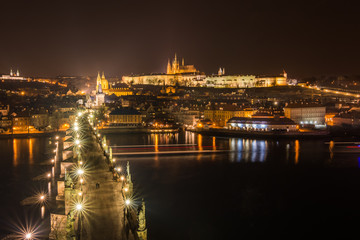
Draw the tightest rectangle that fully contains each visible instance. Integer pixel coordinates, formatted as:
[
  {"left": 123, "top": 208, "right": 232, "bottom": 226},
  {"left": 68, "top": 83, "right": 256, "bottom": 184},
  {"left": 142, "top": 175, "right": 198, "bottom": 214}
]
[
  {"left": 25, "top": 233, "right": 32, "bottom": 239},
  {"left": 40, "top": 195, "right": 45, "bottom": 201},
  {"left": 77, "top": 169, "right": 84, "bottom": 175},
  {"left": 76, "top": 203, "right": 82, "bottom": 211}
]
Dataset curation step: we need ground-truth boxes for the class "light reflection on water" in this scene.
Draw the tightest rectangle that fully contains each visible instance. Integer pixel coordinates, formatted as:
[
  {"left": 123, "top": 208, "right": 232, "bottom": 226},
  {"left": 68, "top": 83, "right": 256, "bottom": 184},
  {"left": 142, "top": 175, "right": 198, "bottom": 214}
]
[{"left": 228, "top": 138, "right": 268, "bottom": 163}]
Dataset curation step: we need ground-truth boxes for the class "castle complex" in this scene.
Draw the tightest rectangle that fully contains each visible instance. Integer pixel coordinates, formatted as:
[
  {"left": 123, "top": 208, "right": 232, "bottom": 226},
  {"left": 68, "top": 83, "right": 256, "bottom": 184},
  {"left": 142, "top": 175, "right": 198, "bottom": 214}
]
[{"left": 122, "top": 54, "right": 288, "bottom": 87}]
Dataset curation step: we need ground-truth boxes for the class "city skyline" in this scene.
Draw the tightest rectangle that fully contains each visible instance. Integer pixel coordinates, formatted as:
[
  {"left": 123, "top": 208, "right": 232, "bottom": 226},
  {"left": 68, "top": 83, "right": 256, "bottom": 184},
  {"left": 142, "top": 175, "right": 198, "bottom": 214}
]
[{"left": 0, "top": 0, "right": 359, "bottom": 77}]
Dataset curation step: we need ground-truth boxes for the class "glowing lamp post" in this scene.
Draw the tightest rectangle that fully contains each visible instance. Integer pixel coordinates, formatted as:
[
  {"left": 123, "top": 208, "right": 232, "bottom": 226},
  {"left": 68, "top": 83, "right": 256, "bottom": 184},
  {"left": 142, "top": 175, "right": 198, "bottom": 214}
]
[{"left": 25, "top": 233, "right": 32, "bottom": 239}]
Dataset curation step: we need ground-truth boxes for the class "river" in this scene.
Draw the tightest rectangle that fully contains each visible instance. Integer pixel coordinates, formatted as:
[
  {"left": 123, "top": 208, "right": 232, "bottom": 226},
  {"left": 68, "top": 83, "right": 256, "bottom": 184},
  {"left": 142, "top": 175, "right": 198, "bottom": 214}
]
[{"left": 0, "top": 132, "right": 360, "bottom": 239}]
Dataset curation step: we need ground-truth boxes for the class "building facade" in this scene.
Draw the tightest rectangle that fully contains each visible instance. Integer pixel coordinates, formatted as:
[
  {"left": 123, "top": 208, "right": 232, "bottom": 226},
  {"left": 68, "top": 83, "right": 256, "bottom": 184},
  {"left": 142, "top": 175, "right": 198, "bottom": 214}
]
[
  {"left": 227, "top": 116, "right": 298, "bottom": 132},
  {"left": 204, "top": 107, "right": 257, "bottom": 127},
  {"left": 108, "top": 108, "right": 142, "bottom": 127},
  {"left": 284, "top": 104, "right": 326, "bottom": 126},
  {"left": 122, "top": 55, "right": 288, "bottom": 88}
]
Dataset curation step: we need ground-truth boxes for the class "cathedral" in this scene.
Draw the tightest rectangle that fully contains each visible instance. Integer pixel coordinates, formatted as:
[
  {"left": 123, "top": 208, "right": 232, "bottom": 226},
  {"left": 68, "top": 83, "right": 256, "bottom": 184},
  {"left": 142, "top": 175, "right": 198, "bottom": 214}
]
[
  {"left": 122, "top": 54, "right": 206, "bottom": 86},
  {"left": 95, "top": 72, "right": 133, "bottom": 97},
  {"left": 122, "top": 54, "right": 289, "bottom": 87},
  {"left": 166, "top": 54, "right": 198, "bottom": 74}
]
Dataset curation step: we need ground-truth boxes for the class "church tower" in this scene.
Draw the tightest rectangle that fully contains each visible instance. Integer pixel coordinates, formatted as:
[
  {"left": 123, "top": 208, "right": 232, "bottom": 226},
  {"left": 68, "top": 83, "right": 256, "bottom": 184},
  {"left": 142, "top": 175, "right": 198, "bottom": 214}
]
[
  {"left": 96, "top": 72, "right": 101, "bottom": 92},
  {"left": 16, "top": 69, "right": 20, "bottom": 77},
  {"left": 137, "top": 199, "right": 147, "bottom": 240},
  {"left": 167, "top": 59, "right": 172, "bottom": 74},
  {"left": 96, "top": 76, "right": 105, "bottom": 106},
  {"left": 283, "top": 69, "right": 287, "bottom": 79}
]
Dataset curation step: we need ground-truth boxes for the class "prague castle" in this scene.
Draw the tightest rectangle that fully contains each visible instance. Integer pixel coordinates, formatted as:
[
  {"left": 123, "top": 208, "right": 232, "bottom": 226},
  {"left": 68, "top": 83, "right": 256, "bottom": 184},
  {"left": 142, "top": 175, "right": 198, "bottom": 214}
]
[
  {"left": 122, "top": 54, "right": 288, "bottom": 88},
  {"left": 122, "top": 54, "right": 206, "bottom": 86}
]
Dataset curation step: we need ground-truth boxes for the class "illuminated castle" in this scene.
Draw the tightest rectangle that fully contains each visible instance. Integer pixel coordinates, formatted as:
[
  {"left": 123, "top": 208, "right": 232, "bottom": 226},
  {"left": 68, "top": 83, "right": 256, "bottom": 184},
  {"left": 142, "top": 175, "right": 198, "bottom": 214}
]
[
  {"left": 122, "top": 55, "right": 288, "bottom": 87},
  {"left": 166, "top": 54, "right": 198, "bottom": 74}
]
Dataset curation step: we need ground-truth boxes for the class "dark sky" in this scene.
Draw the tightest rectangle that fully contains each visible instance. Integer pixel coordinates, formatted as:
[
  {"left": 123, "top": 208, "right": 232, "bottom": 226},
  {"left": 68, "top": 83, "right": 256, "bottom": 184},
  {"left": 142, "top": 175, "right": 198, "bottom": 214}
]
[{"left": 0, "top": 0, "right": 359, "bottom": 78}]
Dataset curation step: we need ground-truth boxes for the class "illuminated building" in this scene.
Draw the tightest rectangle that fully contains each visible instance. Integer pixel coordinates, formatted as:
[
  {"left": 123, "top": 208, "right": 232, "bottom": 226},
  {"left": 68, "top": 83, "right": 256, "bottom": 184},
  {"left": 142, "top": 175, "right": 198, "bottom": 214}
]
[
  {"left": 108, "top": 108, "right": 142, "bottom": 127},
  {"left": 227, "top": 116, "right": 297, "bottom": 132},
  {"left": 0, "top": 68, "right": 27, "bottom": 80},
  {"left": 122, "top": 55, "right": 288, "bottom": 88},
  {"left": 255, "top": 70, "right": 288, "bottom": 87},
  {"left": 166, "top": 54, "right": 198, "bottom": 74},
  {"left": 284, "top": 103, "right": 326, "bottom": 126},
  {"left": 96, "top": 81, "right": 105, "bottom": 106},
  {"left": 204, "top": 74, "right": 257, "bottom": 88},
  {"left": 204, "top": 106, "right": 257, "bottom": 127},
  {"left": 122, "top": 54, "right": 206, "bottom": 86},
  {"left": 96, "top": 72, "right": 133, "bottom": 96}
]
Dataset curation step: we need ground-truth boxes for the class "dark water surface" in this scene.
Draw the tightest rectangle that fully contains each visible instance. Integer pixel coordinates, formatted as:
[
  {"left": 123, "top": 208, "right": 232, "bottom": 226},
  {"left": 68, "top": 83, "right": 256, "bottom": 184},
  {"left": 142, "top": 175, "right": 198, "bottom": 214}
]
[{"left": 1, "top": 132, "right": 360, "bottom": 239}]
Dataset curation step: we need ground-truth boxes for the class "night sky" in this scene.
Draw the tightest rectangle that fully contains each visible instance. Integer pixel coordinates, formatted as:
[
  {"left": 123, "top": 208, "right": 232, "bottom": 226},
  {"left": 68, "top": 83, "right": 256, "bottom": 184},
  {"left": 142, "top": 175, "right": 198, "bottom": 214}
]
[{"left": 0, "top": 0, "right": 359, "bottom": 78}]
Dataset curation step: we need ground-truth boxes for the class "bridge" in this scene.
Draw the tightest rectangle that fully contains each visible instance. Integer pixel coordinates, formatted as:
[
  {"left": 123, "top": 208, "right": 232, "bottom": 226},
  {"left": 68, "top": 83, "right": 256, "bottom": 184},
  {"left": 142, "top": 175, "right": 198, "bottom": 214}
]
[{"left": 49, "top": 111, "right": 147, "bottom": 240}]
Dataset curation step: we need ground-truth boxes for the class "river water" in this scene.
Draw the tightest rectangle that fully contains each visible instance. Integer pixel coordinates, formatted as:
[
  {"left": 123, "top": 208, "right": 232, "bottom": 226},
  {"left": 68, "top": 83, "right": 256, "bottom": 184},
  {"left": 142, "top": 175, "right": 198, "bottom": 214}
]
[{"left": 1, "top": 132, "right": 360, "bottom": 239}]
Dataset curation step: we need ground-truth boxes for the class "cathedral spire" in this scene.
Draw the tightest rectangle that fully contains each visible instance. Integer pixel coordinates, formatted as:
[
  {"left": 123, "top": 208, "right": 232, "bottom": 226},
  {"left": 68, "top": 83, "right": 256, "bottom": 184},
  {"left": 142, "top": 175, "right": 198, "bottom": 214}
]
[
  {"left": 16, "top": 69, "right": 20, "bottom": 77},
  {"left": 102, "top": 71, "right": 105, "bottom": 79},
  {"left": 167, "top": 59, "right": 171, "bottom": 74},
  {"left": 10, "top": 68, "right": 13, "bottom": 76}
]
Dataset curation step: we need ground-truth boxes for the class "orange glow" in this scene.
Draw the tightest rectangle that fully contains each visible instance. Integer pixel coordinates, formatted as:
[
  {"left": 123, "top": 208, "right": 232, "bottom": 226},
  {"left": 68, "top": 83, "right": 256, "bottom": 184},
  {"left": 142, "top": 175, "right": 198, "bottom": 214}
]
[
  {"left": 13, "top": 139, "right": 18, "bottom": 166},
  {"left": 198, "top": 134, "right": 203, "bottom": 151},
  {"left": 212, "top": 136, "right": 216, "bottom": 150},
  {"left": 294, "top": 140, "right": 299, "bottom": 164},
  {"left": 154, "top": 134, "right": 159, "bottom": 152},
  {"left": 29, "top": 138, "right": 33, "bottom": 165}
]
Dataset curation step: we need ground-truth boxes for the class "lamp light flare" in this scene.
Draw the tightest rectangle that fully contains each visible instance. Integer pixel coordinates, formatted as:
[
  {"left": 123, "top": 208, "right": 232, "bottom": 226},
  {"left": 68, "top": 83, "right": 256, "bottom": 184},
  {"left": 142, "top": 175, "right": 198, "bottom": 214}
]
[
  {"left": 79, "top": 161, "right": 83, "bottom": 165},
  {"left": 78, "top": 192, "right": 83, "bottom": 196},
  {"left": 25, "top": 233, "right": 32, "bottom": 239},
  {"left": 76, "top": 203, "right": 82, "bottom": 210},
  {"left": 75, "top": 139, "right": 80, "bottom": 145},
  {"left": 55, "top": 136, "right": 59, "bottom": 140},
  {"left": 120, "top": 176, "right": 125, "bottom": 181},
  {"left": 74, "top": 126, "right": 79, "bottom": 131},
  {"left": 40, "top": 195, "right": 45, "bottom": 201},
  {"left": 116, "top": 167, "right": 121, "bottom": 172},
  {"left": 80, "top": 178, "right": 84, "bottom": 184},
  {"left": 125, "top": 199, "right": 131, "bottom": 205},
  {"left": 47, "top": 173, "right": 51, "bottom": 178},
  {"left": 124, "top": 187, "right": 129, "bottom": 192},
  {"left": 77, "top": 169, "right": 84, "bottom": 175}
]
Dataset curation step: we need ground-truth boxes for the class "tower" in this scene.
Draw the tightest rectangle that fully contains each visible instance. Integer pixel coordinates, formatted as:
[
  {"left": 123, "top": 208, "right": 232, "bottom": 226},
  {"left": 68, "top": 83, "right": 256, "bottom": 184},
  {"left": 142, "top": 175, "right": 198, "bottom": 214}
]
[
  {"left": 218, "top": 67, "right": 223, "bottom": 76},
  {"left": 96, "top": 72, "right": 101, "bottom": 92},
  {"left": 137, "top": 199, "right": 147, "bottom": 240},
  {"left": 96, "top": 81, "right": 105, "bottom": 106},
  {"left": 283, "top": 69, "right": 287, "bottom": 79},
  {"left": 10, "top": 68, "right": 13, "bottom": 76},
  {"left": 16, "top": 69, "right": 20, "bottom": 77},
  {"left": 167, "top": 59, "right": 172, "bottom": 74}
]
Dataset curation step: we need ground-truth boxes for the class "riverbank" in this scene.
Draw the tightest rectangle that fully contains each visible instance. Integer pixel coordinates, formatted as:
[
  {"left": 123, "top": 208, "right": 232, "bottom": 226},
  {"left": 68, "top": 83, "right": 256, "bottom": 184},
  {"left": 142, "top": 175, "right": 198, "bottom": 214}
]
[
  {"left": 99, "top": 126, "right": 179, "bottom": 134},
  {"left": 0, "top": 130, "right": 66, "bottom": 139},
  {"left": 190, "top": 128, "right": 331, "bottom": 140}
]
